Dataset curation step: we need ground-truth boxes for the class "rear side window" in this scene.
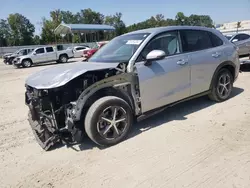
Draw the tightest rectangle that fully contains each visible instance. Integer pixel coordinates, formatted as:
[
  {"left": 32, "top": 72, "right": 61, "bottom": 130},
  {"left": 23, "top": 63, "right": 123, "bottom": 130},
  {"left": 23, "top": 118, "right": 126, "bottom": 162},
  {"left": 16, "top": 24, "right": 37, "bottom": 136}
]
[
  {"left": 180, "top": 30, "right": 213, "bottom": 52},
  {"left": 75, "top": 47, "right": 86, "bottom": 51},
  {"left": 240, "top": 34, "right": 250, "bottom": 40},
  {"left": 208, "top": 32, "right": 224, "bottom": 47},
  {"left": 36, "top": 48, "right": 45, "bottom": 54},
  {"left": 46, "top": 47, "right": 54, "bottom": 52}
]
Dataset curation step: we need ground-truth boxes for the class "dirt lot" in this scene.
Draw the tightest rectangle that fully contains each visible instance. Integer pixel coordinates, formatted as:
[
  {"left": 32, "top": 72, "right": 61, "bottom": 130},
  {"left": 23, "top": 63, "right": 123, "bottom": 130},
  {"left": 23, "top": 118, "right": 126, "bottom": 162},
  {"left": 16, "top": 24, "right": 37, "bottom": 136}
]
[{"left": 0, "top": 59, "right": 250, "bottom": 188}]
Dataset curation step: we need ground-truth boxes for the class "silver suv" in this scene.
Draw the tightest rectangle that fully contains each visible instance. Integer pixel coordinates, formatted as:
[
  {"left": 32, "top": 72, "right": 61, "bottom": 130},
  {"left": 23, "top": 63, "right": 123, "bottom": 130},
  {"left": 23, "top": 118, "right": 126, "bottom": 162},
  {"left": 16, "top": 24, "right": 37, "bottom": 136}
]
[{"left": 25, "top": 26, "right": 240, "bottom": 150}]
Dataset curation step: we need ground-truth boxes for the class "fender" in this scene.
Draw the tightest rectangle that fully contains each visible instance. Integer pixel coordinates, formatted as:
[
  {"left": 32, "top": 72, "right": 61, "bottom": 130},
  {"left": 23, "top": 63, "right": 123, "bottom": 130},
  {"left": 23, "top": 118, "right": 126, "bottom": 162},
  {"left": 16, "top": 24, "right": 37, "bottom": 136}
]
[
  {"left": 72, "top": 73, "right": 135, "bottom": 121},
  {"left": 209, "top": 61, "right": 236, "bottom": 89}
]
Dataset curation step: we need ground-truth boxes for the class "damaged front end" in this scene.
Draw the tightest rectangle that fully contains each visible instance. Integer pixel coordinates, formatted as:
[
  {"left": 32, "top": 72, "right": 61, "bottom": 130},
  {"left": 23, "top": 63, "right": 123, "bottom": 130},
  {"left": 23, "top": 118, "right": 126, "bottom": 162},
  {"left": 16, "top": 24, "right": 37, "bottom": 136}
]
[
  {"left": 25, "top": 62, "right": 139, "bottom": 150},
  {"left": 25, "top": 84, "right": 86, "bottom": 150}
]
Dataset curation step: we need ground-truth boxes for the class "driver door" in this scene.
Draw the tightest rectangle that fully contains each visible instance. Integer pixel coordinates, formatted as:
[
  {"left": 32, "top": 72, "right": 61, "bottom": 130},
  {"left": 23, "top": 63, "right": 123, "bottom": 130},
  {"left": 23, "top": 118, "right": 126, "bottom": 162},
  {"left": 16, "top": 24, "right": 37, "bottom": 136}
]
[{"left": 135, "top": 31, "right": 191, "bottom": 113}]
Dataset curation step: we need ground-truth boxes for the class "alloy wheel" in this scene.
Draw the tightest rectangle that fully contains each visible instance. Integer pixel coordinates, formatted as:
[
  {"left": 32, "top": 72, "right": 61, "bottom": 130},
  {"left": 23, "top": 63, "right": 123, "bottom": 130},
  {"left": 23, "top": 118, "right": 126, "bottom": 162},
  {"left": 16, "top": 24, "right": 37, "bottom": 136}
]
[
  {"left": 24, "top": 60, "right": 31, "bottom": 67},
  {"left": 97, "top": 106, "right": 128, "bottom": 140},
  {"left": 217, "top": 73, "right": 232, "bottom": 99}
]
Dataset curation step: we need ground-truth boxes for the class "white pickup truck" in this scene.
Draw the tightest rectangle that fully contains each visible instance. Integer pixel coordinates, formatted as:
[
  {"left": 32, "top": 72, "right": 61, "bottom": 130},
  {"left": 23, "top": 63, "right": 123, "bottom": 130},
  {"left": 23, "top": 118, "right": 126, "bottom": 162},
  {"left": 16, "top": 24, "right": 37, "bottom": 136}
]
[{"left": 13, "top": 46, "right": 74, "bottom": 68}]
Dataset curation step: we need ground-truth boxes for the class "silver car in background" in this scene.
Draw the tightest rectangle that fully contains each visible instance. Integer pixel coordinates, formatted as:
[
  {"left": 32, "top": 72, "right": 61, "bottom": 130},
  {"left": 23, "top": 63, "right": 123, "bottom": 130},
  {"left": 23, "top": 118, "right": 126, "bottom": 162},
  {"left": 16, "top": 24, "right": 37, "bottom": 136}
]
[
  {"left": 25, "top": 26, "right": 240, "bottom": 150},
  {"left": 225, "top": 33, "right": 250, "bottom": 57}
]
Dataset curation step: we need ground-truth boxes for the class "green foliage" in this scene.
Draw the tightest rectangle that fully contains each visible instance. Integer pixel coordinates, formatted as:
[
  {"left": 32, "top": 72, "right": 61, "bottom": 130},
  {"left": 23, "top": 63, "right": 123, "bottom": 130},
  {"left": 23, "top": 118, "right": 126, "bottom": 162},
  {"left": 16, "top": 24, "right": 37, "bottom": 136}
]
[
  {"left": 127, "top": 12, "right": 214, "bottom": 32},
  {"left": 0, "top": 11, "right": 215, "bottom": 46},
  {"left": 0, "top": 19, "right": 11, "bottom": 46},
  {"left": 7, "top": 13, "right": 35, "bottom": 45}
]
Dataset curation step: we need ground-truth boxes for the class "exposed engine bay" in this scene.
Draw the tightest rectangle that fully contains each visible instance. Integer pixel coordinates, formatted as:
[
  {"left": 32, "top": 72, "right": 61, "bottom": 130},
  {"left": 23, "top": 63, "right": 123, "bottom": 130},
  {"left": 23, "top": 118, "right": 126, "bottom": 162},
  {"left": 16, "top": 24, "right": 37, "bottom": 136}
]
[{"left": 25, "top": 63, "right": 141, "bottom": 150}]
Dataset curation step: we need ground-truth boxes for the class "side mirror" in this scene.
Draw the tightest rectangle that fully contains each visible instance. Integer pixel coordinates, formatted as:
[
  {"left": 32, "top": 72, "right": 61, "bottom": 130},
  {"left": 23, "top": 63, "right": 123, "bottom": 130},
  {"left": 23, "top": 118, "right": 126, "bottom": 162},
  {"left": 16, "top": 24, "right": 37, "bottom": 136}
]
[
  {"left": 33, "top": 52, "right": 37, "bottom": 55},
  {"left": 145, "top": 50, "right": 166, "bottom": 66},
  {"left": 232, "top": 39, "right": 238, "bottom": 43}
]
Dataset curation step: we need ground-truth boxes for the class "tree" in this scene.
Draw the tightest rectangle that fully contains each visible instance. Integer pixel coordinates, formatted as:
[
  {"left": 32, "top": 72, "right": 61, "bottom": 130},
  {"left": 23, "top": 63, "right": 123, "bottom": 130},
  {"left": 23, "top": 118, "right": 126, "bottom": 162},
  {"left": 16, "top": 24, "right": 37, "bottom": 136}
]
[
  {"left": 33, "top": 35, "right": 41, "bottom": 45},
  {"left": 79, "top": 8, "right": 104, "bottom": 24},
  {"left": 175, "top": 12, "right": 188, "bottom": 25},
  {"left": 0, "top": 19, "right": 11, "bottom": 46},
  {"left": 105, "top": 12, "right": 126, "bottom": 39},
  {"left": 8, "top": 13, "right": 35, "bottom": 45}
]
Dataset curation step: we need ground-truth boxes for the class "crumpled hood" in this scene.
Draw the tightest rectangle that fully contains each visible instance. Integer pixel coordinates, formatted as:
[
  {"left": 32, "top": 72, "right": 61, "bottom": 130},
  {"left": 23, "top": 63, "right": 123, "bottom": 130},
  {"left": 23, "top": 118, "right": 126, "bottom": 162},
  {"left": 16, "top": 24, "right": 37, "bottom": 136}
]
[{"left": 25, "top": 62, "right": 119, "bottom": 89}]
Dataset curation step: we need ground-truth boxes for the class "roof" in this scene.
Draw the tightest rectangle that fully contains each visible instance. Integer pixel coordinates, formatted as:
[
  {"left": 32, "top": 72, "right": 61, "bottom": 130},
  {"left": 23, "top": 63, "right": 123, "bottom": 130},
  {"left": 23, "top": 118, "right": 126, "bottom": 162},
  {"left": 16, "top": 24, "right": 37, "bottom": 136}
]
[
  {"left": 124, "top": 26, "right": 217, "bottom": 36},
  {"left": 54, "top": 24, "right": 115, "bottom": 35}
]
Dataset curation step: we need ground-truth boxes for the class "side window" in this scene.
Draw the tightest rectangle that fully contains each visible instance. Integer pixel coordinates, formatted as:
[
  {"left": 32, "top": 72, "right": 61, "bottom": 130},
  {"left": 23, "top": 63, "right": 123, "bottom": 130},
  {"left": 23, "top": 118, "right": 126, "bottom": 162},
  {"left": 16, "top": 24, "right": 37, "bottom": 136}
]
[
  {"left": 233, "top": 34, "right": 241, "bottom": 41},
  {"left": 28, "top": 49, "right": 33, "bottom": 53},
  {"left": 46, "top": 47, "right": 54, "bottom": 52},
  {"left": 180, "top": 30, "right": 213, "bottom": 52},
  {"left": 19, "top": 50, "right": 25, "bottom": 55},
  {"left": 140, "top": 31, "right": 180, "bottom": 59},
  {"left": 209, "top": 32, "right": 224, "bottom": 47},
  {"left": 75, "top": 47, "right": 86, "bottom": 51},
  {"left": 240, "top": 34, "right": 250, "bottom": 40},
  {"left": 23, "top": 49, "right": 28, "bottom": 55},
  {"left": 36, "top": 48, "right": 45, "bottom": 54}
]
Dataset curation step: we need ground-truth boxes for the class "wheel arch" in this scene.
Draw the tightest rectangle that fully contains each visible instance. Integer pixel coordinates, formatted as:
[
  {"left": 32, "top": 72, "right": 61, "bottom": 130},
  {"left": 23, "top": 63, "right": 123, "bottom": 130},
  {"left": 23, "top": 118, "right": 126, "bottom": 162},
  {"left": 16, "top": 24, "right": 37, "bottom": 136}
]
[
  {"left": 59, "top": 53, "right": 68, "bottom": 58},
  {"left": 209, "top": 61, "right": 236, "bottom": 89},
  {"left": 22, "top": 58, "right": 33, "bottom": 64},
  {"left": 73, "top": 86, "right": 135, "bottom": 123}
]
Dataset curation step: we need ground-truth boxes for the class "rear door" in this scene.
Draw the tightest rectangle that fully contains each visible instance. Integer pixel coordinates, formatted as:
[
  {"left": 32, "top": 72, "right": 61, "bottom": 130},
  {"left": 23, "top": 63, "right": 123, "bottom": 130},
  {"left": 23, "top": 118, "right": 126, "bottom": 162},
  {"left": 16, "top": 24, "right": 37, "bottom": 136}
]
[
  {"left": 45, "top": 47, "right": 57, "bottom": 61},
  {"left": 179, "top": 29, "right": 224, "bottom": 95},
  {"left": 34, "top": 48, "right": 46, "bottom": 63},
  {"left": 135, "top": 31, "right": 191, "bottom": 113}
]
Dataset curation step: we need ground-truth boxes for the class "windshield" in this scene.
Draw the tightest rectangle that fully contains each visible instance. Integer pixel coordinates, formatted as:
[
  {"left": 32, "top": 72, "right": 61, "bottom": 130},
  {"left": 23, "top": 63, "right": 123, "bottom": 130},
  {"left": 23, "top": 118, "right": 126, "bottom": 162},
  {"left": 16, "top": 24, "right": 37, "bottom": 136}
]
[
  {"left": 13, "top": 50, "right": 21, "bottom": 54},
  {"left": 89, "top": 33, "right": 150, "bottom": 63}
]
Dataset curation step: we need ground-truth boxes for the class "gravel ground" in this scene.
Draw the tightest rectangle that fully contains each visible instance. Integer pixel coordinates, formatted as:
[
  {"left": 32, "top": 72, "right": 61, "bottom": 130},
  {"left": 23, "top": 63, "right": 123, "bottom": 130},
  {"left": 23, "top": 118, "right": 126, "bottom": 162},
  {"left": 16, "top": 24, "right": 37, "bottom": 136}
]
[{"left": 0, "top": 59, "right": 250, "bottom": 188}]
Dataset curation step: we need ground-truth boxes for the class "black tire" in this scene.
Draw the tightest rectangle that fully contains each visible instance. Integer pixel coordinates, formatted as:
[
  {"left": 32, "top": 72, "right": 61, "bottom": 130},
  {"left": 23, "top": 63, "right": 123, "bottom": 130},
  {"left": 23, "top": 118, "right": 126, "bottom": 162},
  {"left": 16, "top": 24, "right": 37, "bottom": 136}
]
[
  {"left": 85, "top": 96, "right": 133, "bottom": 146},
  {"left": 59, "top": 54, "right": 68, "bottom": 63},
  {"left": 8, "top": 57, "right": 14, "bottom": 65},
  {"left": 22, "top": 59, "right": 32, "bottom": 68},
  {"left": 209, "top": 68, "right": 233, "bottom": 102}
]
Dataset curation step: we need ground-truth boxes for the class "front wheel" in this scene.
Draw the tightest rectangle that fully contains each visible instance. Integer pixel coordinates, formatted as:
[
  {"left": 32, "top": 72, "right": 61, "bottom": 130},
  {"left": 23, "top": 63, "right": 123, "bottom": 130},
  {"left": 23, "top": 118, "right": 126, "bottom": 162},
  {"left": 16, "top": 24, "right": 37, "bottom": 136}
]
[
  {"left": 85, "top": 96, "right": 133, "bottom": 146},
  {"left": 209, "top": 68, "right": 233, "bottom": 102},
  {"left": 22, "top": 59, "right": 32, "bottom": 68}
]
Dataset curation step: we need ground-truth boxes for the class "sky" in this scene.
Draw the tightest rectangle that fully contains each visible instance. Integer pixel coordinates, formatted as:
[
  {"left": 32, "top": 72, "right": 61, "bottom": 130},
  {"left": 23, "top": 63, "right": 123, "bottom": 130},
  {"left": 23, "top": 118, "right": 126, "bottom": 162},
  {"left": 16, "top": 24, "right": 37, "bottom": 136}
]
[{"left": 1, "top": 0, "right": 250, "bottom": 34}]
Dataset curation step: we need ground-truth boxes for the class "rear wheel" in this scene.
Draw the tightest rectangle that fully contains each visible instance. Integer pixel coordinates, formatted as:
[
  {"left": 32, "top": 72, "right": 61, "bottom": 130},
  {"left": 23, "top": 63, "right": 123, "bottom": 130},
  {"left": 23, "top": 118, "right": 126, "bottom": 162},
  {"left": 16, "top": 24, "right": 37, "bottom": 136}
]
[
  {"left": 85, "top": 96, "right": 133, "bottom": 146},
  {"left": 59, "top": 54, "right": 68, "bottom": 63},
  {"left": 209, "top": 68, "right": 233, "bottom": 102},
  {"left": 22, "top": 59, "right": 32, "bottom": 68}
]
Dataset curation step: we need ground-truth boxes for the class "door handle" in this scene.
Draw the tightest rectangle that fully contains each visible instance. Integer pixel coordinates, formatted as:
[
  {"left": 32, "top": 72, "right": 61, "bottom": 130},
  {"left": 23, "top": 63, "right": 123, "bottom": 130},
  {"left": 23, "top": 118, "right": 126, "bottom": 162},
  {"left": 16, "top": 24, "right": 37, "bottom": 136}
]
[
  {"left": 212, "top": 52, "right": 221, "bottom": 58},
  {"left": 177, "top": 59, "right": 188, "bottom": 65}
]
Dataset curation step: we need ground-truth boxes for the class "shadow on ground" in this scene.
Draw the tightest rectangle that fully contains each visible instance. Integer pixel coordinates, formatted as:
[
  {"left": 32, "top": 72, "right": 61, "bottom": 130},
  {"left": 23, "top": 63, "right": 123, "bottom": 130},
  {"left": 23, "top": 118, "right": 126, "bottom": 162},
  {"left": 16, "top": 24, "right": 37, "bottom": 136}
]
[{"left": 57, "top": 87, "right": 244, "bottom": 152}]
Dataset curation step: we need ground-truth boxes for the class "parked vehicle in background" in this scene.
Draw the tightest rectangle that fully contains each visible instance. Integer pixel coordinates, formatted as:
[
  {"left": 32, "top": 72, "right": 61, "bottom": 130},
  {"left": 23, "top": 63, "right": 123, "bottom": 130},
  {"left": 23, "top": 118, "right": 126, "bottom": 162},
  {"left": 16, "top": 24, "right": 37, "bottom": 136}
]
[
  {"left": 3, "top": 48, "right": 34, "bottom": 65},
  {"left": 13, "top": 46, "right": 74, "bottom": 68},
  {"left": 72, "top": 45, "right": 90, "bottom": 58},
  {"left": 25, "top": 26, "right": 240, "bottom": 150},
  {"left": 225, "top": 33, "right": 250, "bottom": 57},
  {"left": 82, "top": 42, "right": 106, "bottom": 59}
]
